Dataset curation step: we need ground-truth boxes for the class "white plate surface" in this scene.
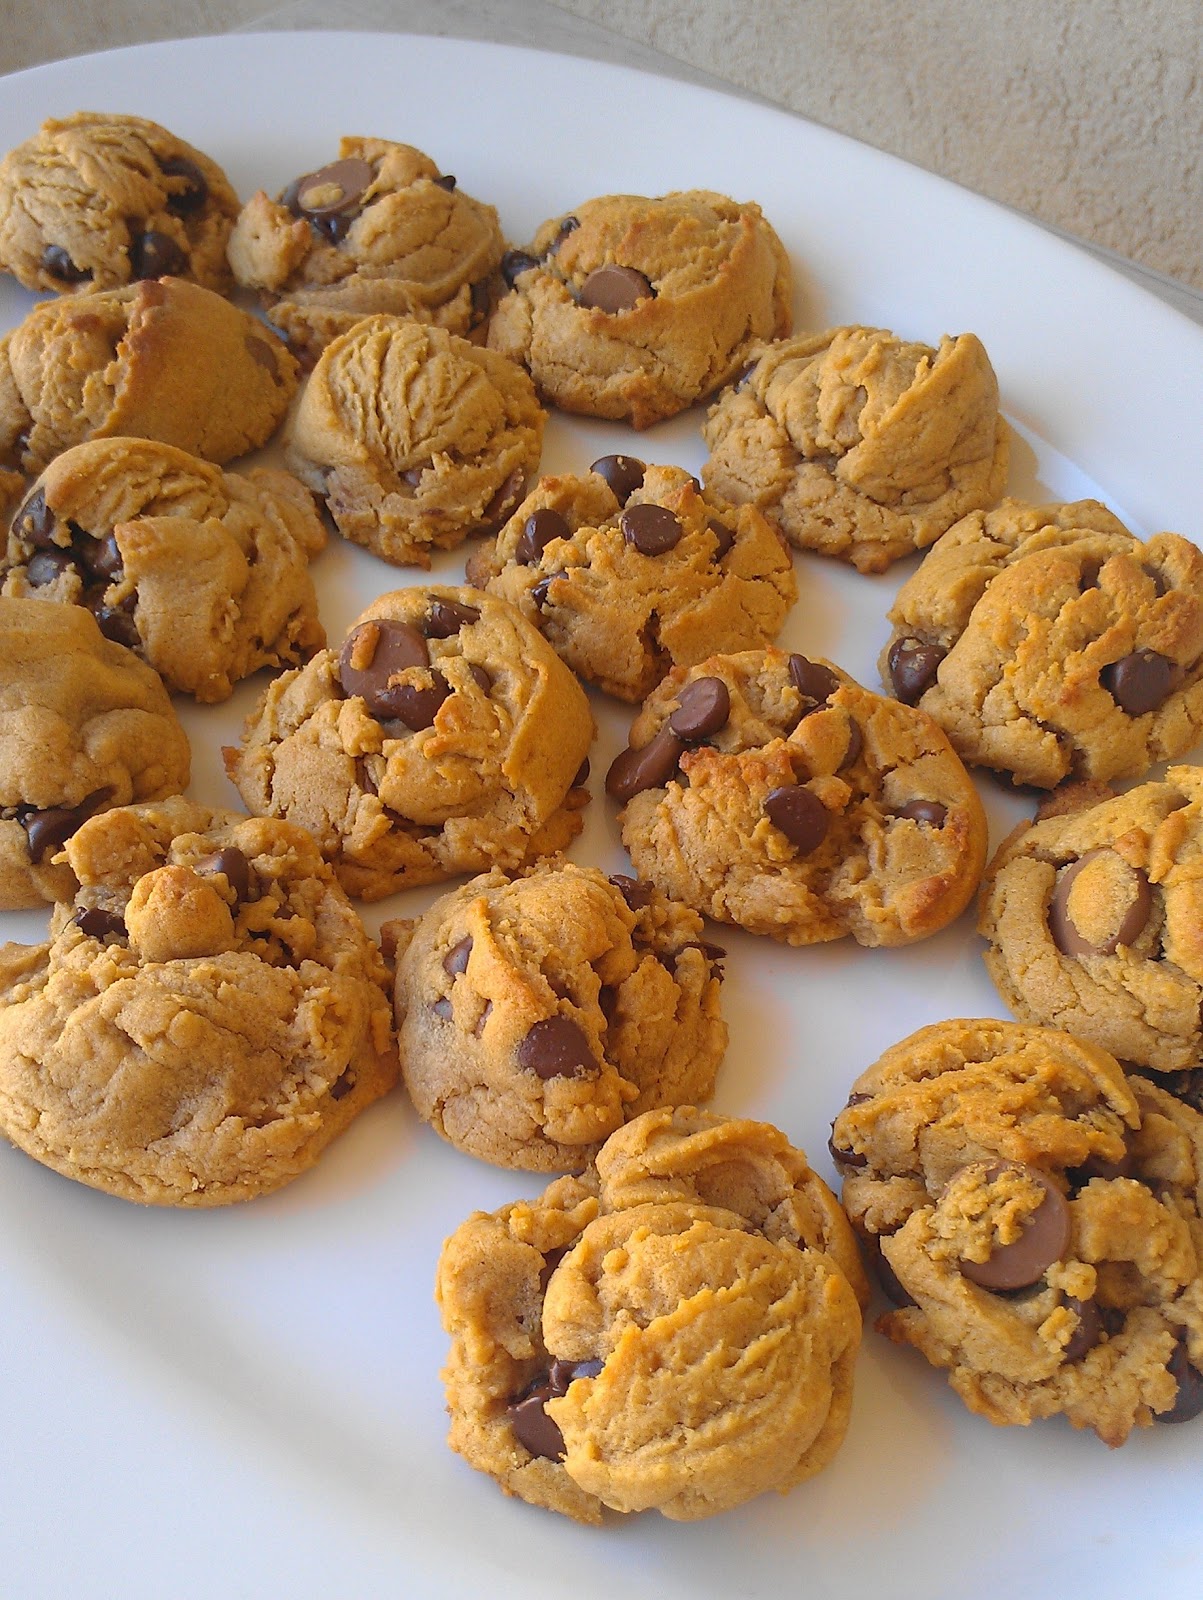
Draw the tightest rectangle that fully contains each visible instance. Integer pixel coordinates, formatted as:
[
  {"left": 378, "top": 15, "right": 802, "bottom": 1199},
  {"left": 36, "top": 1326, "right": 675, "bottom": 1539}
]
[{"left": 1, "top": 31, "right": 1202, "bottom": 1600}]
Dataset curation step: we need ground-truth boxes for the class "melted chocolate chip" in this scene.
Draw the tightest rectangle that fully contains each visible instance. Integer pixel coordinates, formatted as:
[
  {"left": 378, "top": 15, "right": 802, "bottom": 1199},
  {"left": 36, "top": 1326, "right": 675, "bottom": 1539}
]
[
  {"left": 621, "top": 503, "right": 681, "bottom": 556},
  {"left": 500, "top": 249, "right": 539, "bottom": 287},
  {"left": 763, "top": 786, "right": 829, "bottom": 854},
  {"left": 516, "top": 1015, "right": 598, "bottom": 1080},
  {"left": 337, "top": 620, "right": 430, "bottom": 716},
  {"left": 605, "top": 724, "right": 686, "bottom": 802},
  {"left": 1160, "top": 1338, "right": 1203, "bottom": 1423},
  {"left": 579, "top": 265, "right": 653, "bottom": 312},
  {"left": 424, "top": 598, "right": 480, "bottom": 638},
  {"left": 516, "top": 508, "right": 569, "bottom": 564},
  {"left": 507, "top": 1357, "right": 604, "bottom": 1461},
  {"left": 73, "top": 906, "right": 125, "bottom": 939},
  {"left": 958, "top": 1162, "right": 1071, "bottom": 1291},
  {"left": 708, "top": 518, "right": 735, "bottom": 560},
  {"left": 129, "top": 230, "right": 187, "bottom": 280},
  {"left": 1101, "top": 649, "right": 1183, "bottom": 715},
  {"left": 894, "top": 800, "right": 948, "bottom": 827},
  {"left": 443, "top": 937, "right": 472, "bottom": 977},
  {"left": 26, "top": 549, "right": 74, "bottom": 587},
  {"left": 41, "top": 244, "right": 92, "bottom": 283},
  {"left": 196, "top": 846, "right": 251, "bottom": 903},
  {"left": 1061, "top": 1295, "right": 1105, "bottom": 1363},
  {"left": 788, "top": 655, "right": 840, "bottom": 709},
  {"left": 668, "top": 677, "right": 730, "bottom": 741},
  {"left": 589, "top": 454, "right": 645, "bottom": 505},
  {"left": 1048, "top": 849, "right": 1152, "bottom": 958},
  {"left": 160, "top": 156, "right": 209, "bottom": 215},
  {"left": 19, "top": 787, "right": 110, "bottom": 863},
  {"left": 609, "top": 873, "right": 653, "bottom": 910},
  {"left": 888, "top": 637, "right": 945, "bottom": 704}
]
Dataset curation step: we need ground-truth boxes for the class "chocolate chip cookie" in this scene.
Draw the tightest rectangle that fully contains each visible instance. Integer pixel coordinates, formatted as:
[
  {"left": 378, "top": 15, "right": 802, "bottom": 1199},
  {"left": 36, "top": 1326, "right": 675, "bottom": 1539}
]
[
  {"left": 0, "top": 112, "right": 239, "bottom": 295},
  {"left": 285, "top": 314, "right": 545, "bottom": 567},
  {"left": 0, "top": 597, "right": 190, "bottom": 909},
  {"left": 390, "top": 861, "right": 727, "bottom": 1170},
  {"left": 487, "top": 190, "right": 791, "bottom": 429},
  {"left": 224, "top": 587, "right": 593, "bottom": 900},
  {"left": 830, "top": 1018, "right": 1203, "bottom": 1444},
  {"left": 463, "top": 457, "right": 797, "bottom": 702},
  {"left": 2, "top": 437, "right": 326, "bottom": 701},
  {"left": 0, "top": 277, "right": 298, "bottom": 476},
  {"left": 227, "top": 137, "right": 504, "bottom": 361},
  {"left": 701, "top": 326, "right": 1009, "bottom": 573},
  {"left": 436, "top": 1105, "right": 866, "bottom": 1523},
  {"left": 0, "top": 797, "right": 397, "bottom": 1206},
  {"left": 606, "top": 648, "right": 987, "bottom": 946},
  {"left": 881, "top": 497, "right": 1203, "bottom": 786}
]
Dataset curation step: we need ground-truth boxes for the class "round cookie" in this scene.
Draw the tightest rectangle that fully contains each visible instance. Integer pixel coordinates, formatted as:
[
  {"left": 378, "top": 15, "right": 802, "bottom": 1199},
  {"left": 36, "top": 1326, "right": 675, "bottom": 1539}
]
[
  {"left": 285, "top": 315, "right": 545, "bottom": 567},
  {"left": 701, "top": 326, "right": 1009, "bottom": 573},
  {"left": 224, "top": 586, "right": 594, "bottom": 899},
  {"left": 606, "top": 648, "right": 987, "bottom": 947},
  {"left": 390, "top": 860, "right": 727, "bottom": 1170},
  {"left": 0, "top": 277, "right": 298, "bottom": 476},
  {"left": 830, "top": 1019, "right": 1203, "bottom": 1444},
  {"left": 435, "top": 1106, "right": 865, "bottom": 1524},
  {"left": 880, "top": 497, "right": 1203, "bottom": 787},
  {"left": 0, "top": 597, "right": 190, "bottom": 909},
  {"left": 463, "top": 457, "right": 797, "bottom": 701},
  {"left": 0, "top": 798, "right": 397, "bottom": 1206},
  {"left": 979, "top": 765, "right": 1203, "bottom": 1078},
  {"left": 2, "top": 437, "right": 327, "bottom": 701},
  {"left": 227, "top": 137, "right": 504, "bottom": 361},
  {"left": 486, "top": 190, "right": 792, "bottom": 429},
  {"left": 0, "top": 112, "right": 239, "bottom": 295}
]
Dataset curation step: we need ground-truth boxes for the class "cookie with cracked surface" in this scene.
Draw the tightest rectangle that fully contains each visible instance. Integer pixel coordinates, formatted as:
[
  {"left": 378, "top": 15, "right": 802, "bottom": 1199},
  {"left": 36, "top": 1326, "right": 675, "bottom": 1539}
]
[
  {"left": 487, "top": 190, "right": 791, "bottom": 429},
  {"left": 463, "top": 458, "right": 797, "bottom": 702},
  {"left": 0, "top": 597, "right": 190, "bottom": 909},
  {"left": 0, "top": 797, "right": 397, "bottom": 1206},
  {"left": 285, "top": 314, "right": 545, "bottom": 567},
  {"left": 979, "top": 765, "right": 1203, "bottom": 1077},
  {"left": 0, "top": 277, "right": 298, "bottom": 476},
  {"left": 0, "top": 112, "right": 239, "bottom": 296},
  {"left": 831, "top": 1019, "right": 1203, "bottom": 1443},
  {"left": 224, "top": 586, "right": 593, "bottom": 900},
  {"left": 881, "top": 497, "right": 1203, "bottom": 787},
  {"left": 227, "top": 137, "right": 504, "bottom": 362},
  {"left": 2, "top": 436, "right": 326, "bottom": 701},
  {"left": 701, "top": 326, "right": 1009, "bottom": 573},
  {"left": 435, "top": 1105, "right": 864, "bottom": 1523},
  {"left": 389, "top": 860, "right": 727, "bottom": 1170},
  {"left": 606, "top": 648, "right": 986, "bottom": 946}
]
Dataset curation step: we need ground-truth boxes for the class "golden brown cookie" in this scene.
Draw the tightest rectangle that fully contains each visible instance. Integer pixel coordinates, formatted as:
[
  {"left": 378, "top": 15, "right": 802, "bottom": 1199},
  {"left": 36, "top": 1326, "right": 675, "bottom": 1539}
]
[
  {"left": 701, "top": 326, "right": 1009, "bottom": 573},
  {"left": 463, "top": 455, "right": 797, "bottom": 701},
  {"left": 880, "top": 497, "right": 1203, "bottom": 787},
  {"left": 0, "top": 113, "right": 239, "bottom": 295},
  {"left": 0, "top": 798, "right": 397, "bottom": 1206},
  {"left": 487, "top": 191, "right": 791, "bottom": 428},
  {"left": 830, "top": 1019, "right": 1203, "bottom": 1443},
  {"left": 0, "top": 277, "right": 298, "bottom": 475},
  {"left": 285, "top": 314, "right": 545, "bottom": 567},
  {"left": 606, "top": 648, "right": 987, "bottom": 946},
  {"left": 2, "top": 437, "right": 326, "bottom": 701},
  {"left": 224, "top": 586, "right": 593, "bottom": 899},
  {"left": 435, "top": 1106, "right": 865, "bottom": 1523},
  {"left": 227, "top": 137, "right": 504, "bottom": 361},
  {"left": 0, "top": 597, "right": 190, "bottom": 909},
  {"left": 390, "top": 861, "right": 727, "bottom": 1169}
]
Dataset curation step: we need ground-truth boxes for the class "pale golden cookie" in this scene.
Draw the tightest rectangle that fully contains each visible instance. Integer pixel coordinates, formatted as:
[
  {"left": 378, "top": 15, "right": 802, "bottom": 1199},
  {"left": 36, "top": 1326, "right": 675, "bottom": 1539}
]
[
  {"left": 487, "top": 190, "right": 791, "bottom": 428},
  {"left": 0, "top": 112, "right": 239, "bottom": 295},
  {"left": 390, "top": 861, "right": 727, "bottom": 1169},
  {"left": 0, "top": 798, "right": 397, "bottom": 1206},
  {"left": 701, "top": 326, "right": 1009, "bottom": 573},
  {"left": 2, "top": 437, "right": 326, "bottom": 701},
  {"left": 227, "top": 137, "right": 504, "bottom": 361},
  {"left": 436, "top": 1106, "right": 865, "bottom": 1523},
  {"left": 224, "top": 587, "right": 593, "bottom": 900},
  {"left": 831, "top": 1019, "right": 1203, "bottom": 1443},
  {"left": 0, "top": 277, "right": 298, "bottom": 476},
  {"left": 464, "top": 457, "right": 797, "bottom": 701},
  {"left": 0, "top": 597, "right": 190, "bottom": 909},
  {"left": 881, "top": 497, "right": 1203, "bottom": 787},
  {"left": 607, "top": 648, "right": 987, "bottom": 946},
  {"left": 285, "top": 314, "right": 545, "bottom": 567}
]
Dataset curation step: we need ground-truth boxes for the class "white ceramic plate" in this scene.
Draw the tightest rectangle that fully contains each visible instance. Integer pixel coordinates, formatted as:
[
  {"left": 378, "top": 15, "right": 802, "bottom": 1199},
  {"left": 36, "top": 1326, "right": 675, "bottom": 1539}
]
[{"left": 2, "top": 31, "right": 1201, "bottom": 1600}]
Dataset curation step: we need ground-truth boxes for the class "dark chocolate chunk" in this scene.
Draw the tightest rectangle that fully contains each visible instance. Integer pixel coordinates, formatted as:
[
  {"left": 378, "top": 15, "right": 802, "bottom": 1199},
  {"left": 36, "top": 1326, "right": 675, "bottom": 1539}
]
[
  {"left": 500, "top": 249, "right": 539, "bottom": 287},
  {"left": 443, "top": 937, "right": 472, "bottom": 977},
  {"left": 609, "top": 873, "right": 653, "bottom": 910},
  {"left": 1101, "top": 649, "right": 1183, "bottom": 716},
  {"left": 1159, "top": 1338, "right": 1203, "bottom": 1423},
  {"left": 516, "top": 1015, "right": 598, "bottom": 1080},
  {"left": 894, "top": 800, "right": 948, "bottom": 827},
  {"left": 589, "top": 454, "right": 645, "bottom": 506},
  {"left": 129, "top": 230, "right": 187, "bottom": 280},
  {"left": 605, "top": 724, "right": 686, "bottom": 802},
  {"left": 578, "top": 264, "right": 653, "bottom": 312},
  {"left": 668, "top": 677, "right": 730, "bottom": 741},
  {"left": 507, "top": 1357, "right": 604, "bottom": 1461},
  {"left": 73, "top": 906, "right": 126, "bottom": 939},
  {"left": 763, "top": 786, "right": 829, "bottom": 855},
  {"left": 620, "top": 503, "right": 681, "bottom": 556},
  {"left": 424, "top": 598, "right": 480, "bottom": 638},
  {"left": 196, "top": 846, "right": 251, "bottom": 903},
  {"left": 41, "top": 244, "right": 91, "bottom": 283},
  {"left": 888, "top": 636, "right": 945, "bottom": 704},
  {"left": 159, "top": 156, "right": 209, "bottom": 215},
  {"left": 19, "top": 786, "right": 110, "bottom": 863},
  {"left": 337, "top": 619, "right": 430, "bottom": 716},
  {"left": 516, "top": 508, "right": 569, "bottom": 565},
  {"left": 1048, "top": 849, "right": 1152, "bottom": 958},
  {"left": 958, "top": 1162, "right": 1071, "bottom": 1291},
  {"left": 788, "top": 654, "right": 840, "bottom": 708}
]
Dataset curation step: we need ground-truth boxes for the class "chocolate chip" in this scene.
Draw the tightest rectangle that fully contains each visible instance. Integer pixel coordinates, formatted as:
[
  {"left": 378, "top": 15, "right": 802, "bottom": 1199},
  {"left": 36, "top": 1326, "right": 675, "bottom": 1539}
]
[
  {"left": 531, "top": 570, "right": 566, "bottom": 609},
  {"left": 13, "top": 489, "right": 56, "bottom": 548},
  {"left": 1078, "top": 557, "right": 1102, "bottom": 591},
  {"left": 734, "top": 360, "right": 759, "bottom": 391},
  {"left": 424, "top": 599, "right": 480, "bottom": 638},
  {"left": 609, "top": 873, "right": 653, "bottom": 910},
  {"left": 19, "top": 787, "right": 110, "bottom": 863},
  {"left": 1068, "top": 1144, "right": 1133, "bottom": 1187},
  {"left": 840, "top": 721, "right": 863, "bottom": 769},
  {"left": 888, "top": 636, "right": 945, "bottom": 704},
  {"left": 88, "top": 596, "right": 140, "bottom": 649},
  {"left": 599, "top": 984, "right": 619, "bottom": 1025},
  {"left": 516, "top": 508, "right": 569, "bottom": 564},
  {"left": 1159, "top": 1338, "right": 1203, "bottom": 1423},
  {"left": 827, "top": 1090, "right": 871, "bottom": 1170},
  {"left": 1141, "top": 563, "right": 1169, "bottom": 597},
  {"left": 26, "top": 549, "right": 74, "bottom": 587},
  {"left": 788, "top": 655, "right": 840, "bottom": 709},
  {"left": 507, "top": 1357, "right": 604, "bottom": 1461},
  {"left": 500, "top": 249, "right": 539, "bottom": 287},
  {"left": 572, "top": 758, "right": 590, "bottom": 787},
  {"left": 763, "top": 786, "right": 829, "bottom": 854},
  {"left": 469, "top": 664, "right": 492, "bottom": 694},
  {"left": 589, "top": 454, "right": 645, "bottom": 506},
  {"left": 958, "top": 1162, "right": 1071, "bottom": 1291},
  {"left": 386, "top": 672, "right": 451, "bottom": 731},
  {"left": 1048, "top": 849, "right": 1152, "bottom": 958},
  {"left": 337, "top": 620, "right": 430, "bottom": 716},
  {"left": 73, "top": 906, "right": 125, "bottom": 939},
  {"left": 159, "top": 156, "right": 209, "bottom": 215},
  {"left": 328, "top": 1070, "right": 355, "bottom": 1101},
  {"left": 196, "top": 846, "right": 251, "bottom": 903},
  {"left": 605, "top": 724, "right": 686, "bottom": 802},
  {"left": 41, "top": 244, "right": 91, "bottom": 283},
  {"left": 292, "top": 157, "right": 374, "bottom": 218},
  {"left": 431, "top": 997, "right": 453, "bottom": 1021},
  {"left": 621, "top": 503, "right": 681, "bottom": 556},
  {"left": 77, "top": 532, "right": 123, "bottom": 582},
  {"left": 516, "top": 1015, "right": 598, "bottom": 1080},
  {"left": 401, "top": 464, "right": 428, "bottom": 489},
  {"left": 1061, "top": 1296, "right": 1105, "bottom": 1363},
  {"left": 546, "top": 216, "right": 579, "bottom": 252},
  {"left": 478, "top": 469, "right": 525, "bottom": 532},
  {"left": 894, "top": 800, "right": 948, "bottom": 827},
  {"left": 433, "top": 173, "right": 457, "bottom": 191},
  {"left": 443, "top": 937, "right": 472, "bottom": 977},
  {"left": 245, "top": 334, "right": 282, "bottom": 379},
  {"left": 579, "top": 265, "right": 653, "bottom": 312},
  {"left": 1101, "top": 649, "right": 1183, "bottom": 715},
  {"left": 129, "top": 230, "right": 187, "bottom": 280},
  {"left": 708, "top": 518, "right": 735, "bottom": 560},
  {"left": 668, "top": 677, "right": 730, "bottom": 741},
  {"left": 869, "top": 1237, "right": 916, "bottom": 1308}
]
